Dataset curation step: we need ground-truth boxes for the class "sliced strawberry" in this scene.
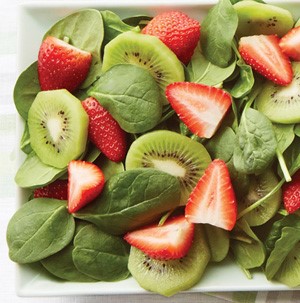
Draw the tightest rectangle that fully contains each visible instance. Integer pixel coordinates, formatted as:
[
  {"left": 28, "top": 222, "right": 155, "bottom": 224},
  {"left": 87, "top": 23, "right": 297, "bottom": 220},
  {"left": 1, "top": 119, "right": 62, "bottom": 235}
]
[
  {"left": 38, "top": 36, "right": 92, "bottom": 92},
  {"left": 238, "top": 34, "right": 293, "bottom": 85},
  {"left": 82, "top": 97, "right": 127, "bottom": 162},
  {"left": 185, "top": 159, "right": 237, "bottom": 231},
  {"left": 282, "top": 170, "right": 300, "bottom": 214},
  {"left": 166, "top": 82, "right": 232, "bottom": 138},
  {"left": 142, "top": 11, "right": 200, "bottom": 65},
  {"left": 68, "top": 160, "right": 105, "bottom": 213},
  {"left": 33, "top": 179, "right": 68, "bottom": 200},
  {"left": 279, "top": 26, "right": 300, "bottom": 61},
  {"left": 124, "top": 215, "right": 194, "bottom": 260}
]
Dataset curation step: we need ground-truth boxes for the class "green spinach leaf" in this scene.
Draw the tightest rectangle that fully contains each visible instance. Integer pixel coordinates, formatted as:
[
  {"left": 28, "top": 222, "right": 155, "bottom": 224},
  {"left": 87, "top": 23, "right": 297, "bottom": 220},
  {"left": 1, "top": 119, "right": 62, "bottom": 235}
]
[
  {"left": 294, "top": 124, "right": 300, "bottom": 137},
  {"left": 20, "top": 123, "right": 32, "bottom": 154}
]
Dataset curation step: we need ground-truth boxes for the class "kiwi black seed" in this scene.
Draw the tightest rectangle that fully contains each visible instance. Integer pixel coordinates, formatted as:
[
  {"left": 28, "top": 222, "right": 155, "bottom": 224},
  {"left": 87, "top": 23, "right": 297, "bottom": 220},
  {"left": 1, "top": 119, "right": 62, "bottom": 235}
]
[
  {"left": 238, "top": 169, "right": 282, "bottom": 227},
  {"left": 256, "top": 62, "right": 300, "bottom": 124},
  {"left": 27, "top": 89, "right": 88, "bottom": 169},
  {"left": 125, "top": 130, "right": 211, "bottom": 205},
  {"left": 127, "top": 225, "right": 210, "bottom": 297},
  {"left": 234, "top": 0, "right": 294, "bottom": 37},
  {"left": 102, "top": 31, "right": 185, "bottom": 104}
]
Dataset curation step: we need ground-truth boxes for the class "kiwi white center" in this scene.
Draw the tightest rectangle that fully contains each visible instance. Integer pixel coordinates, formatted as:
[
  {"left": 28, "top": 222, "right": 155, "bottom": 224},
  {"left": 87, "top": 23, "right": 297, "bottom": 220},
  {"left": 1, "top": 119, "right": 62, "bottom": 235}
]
[
  {"left": 47, "top": 117, "right": 63, "bottom": 143},
  {"left": 151, "top": 159, "right": 186, "bottom": 178}
]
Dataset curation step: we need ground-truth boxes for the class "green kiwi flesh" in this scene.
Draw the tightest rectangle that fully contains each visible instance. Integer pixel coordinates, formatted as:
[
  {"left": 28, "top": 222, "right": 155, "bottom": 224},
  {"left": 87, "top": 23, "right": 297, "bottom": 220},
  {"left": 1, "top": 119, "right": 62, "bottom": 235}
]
[
  {"left": 127, "top": 225, "right": 210, "bottom": 297},
  {"left": 234, "top": 1, "right": 294, "bottom": 37},
  {"left": 125, "top": 130, "right": 211, "bottom": 205},
  {"left": 28, "top": 89, "right": 88, "bottom": 169},
  {"left": 256, "top": 62, "right": 300, "bottom": 124},
  {"left": 238, "top": 169, "right": 282, "bottom": 227},
  {"left": 102, "top": 31, "right": 185, "bottom": 104}
]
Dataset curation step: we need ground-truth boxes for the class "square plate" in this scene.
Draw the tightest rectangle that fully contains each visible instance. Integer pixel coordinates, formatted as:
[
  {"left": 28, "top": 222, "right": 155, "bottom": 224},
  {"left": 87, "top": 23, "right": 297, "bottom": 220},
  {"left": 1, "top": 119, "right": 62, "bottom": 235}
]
[{"left": 15, "top": 0, "right": 300, "bottom": 296}]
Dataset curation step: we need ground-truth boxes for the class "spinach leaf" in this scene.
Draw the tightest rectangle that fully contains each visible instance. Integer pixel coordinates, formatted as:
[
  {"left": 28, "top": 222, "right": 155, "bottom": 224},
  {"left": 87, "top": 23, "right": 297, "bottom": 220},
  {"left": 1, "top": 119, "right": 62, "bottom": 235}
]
[
  {"left": 283, "top": 136, "right": 300, "bottom": 175},
  {"left": 20, "top": 123, "right": 32, "bottom": 154},
  {"left": 13, "top": 61, "right": 40, "bottom": 120},
  {"left": 74, "top": 168, "right": 181, "bottom": 235},
  {"left": 294, "top": 124, "right": 300, "bottom": 137},
  {"left": 72, "top": 224, "right": 130, "bottom": 281},
  {"left": 233, "top": 108, "right": 277, "bottom": 174},
  {"left": 122, "top": 15, "right": 152, "bottom": 28},
  {"left": 94, "top": 154, "right": 124, "bottom": 180},
  {"left": 7, "top": 198, "right": 75, "bottom": 264},
  {"left": 44, "top": 9, "right": 104, "bottom": 88},
  {"left": 200, "top": 0, "right": 238, "bottom": 67},
  {"left": 273, "top": 123, "right": 295, "bottom": 154},
  {"left": 88, "top": 64, "right": 162, "bottom": 134},
  {"left": 187, "top": 45, "right": 236, "bottom": 86}
]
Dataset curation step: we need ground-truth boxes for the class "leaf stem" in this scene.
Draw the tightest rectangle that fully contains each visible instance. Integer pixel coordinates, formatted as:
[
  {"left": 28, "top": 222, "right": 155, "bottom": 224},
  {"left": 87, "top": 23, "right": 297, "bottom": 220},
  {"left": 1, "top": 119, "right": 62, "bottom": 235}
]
[{"left": 276, "top": 148, "right": 292, "bottom": 182}]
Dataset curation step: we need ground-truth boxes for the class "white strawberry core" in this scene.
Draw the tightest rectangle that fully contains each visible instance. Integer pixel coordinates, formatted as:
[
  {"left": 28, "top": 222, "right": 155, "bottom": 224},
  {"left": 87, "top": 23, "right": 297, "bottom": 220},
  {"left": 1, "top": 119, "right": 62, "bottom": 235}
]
[
  {"left": 151, "top": 159, "right": 186, "bottom": 178},
  {"left": 47, "top": 117, "right": 62, "bottom": 143}
]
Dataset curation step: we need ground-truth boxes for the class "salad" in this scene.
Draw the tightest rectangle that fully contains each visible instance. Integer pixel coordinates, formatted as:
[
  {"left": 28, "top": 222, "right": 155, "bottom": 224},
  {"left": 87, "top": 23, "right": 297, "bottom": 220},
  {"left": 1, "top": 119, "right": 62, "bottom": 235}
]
[{"left": 6, "top": 0, "right": 300, "bottom": 297}]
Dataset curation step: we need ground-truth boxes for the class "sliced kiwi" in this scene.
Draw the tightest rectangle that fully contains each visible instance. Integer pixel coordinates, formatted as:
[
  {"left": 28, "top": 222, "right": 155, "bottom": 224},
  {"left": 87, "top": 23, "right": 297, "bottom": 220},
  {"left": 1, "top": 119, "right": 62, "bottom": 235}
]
[
  {"left": 234, "top": 0, "right": 294, "bottom": 37},
  {"left": 127, "top": 225, "right": 210, "bottom": 297},
  {"left": 102, "top": 31, "right": 185, "bottom": 104},
  {"left": 28, "top": 89, "right": 88, "bottom": 169},
  {"left": 125, "top": 130, "right": 211, "bottom": 205},
  {"left": 255, "top": 62, "right": 300, "bottom": 124},
  {"left": 238, "top": 169, "right": 282, "bottom": 227}
]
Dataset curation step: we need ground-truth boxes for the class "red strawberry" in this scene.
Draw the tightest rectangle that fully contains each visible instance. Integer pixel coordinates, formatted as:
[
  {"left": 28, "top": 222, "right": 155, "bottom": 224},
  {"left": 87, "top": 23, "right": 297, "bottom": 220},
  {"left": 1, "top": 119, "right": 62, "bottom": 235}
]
[
  {"left": 185, "top": 159, "right": 237, "bottom": 231},
  {"left": 124, "top": 215, "right": 194, "bottom": 260},
  {"left": 282, "top": 170, "right": 300, "bottom": 214},
  {"left": 38, "top": 36, "right": 92, "bottom": 92},
  {"left": 238, "top": 35, "right": 292, "bottom": 85},
  {"left": 279, "top": 26, "right": 300, "bottom": 61},
  {"left": 166, "top": 82, "right": 232, "bottom": 138},
  {"left": 142, "top": 11, "right": 200, "bottom": 65},
  {"left": 33, "top": 179, "right": 68, "bottom": 200},
  {"left": 82, "top": 97, "right": 127, "bottom": 162},
  {"left": 68, "top": 160, "right": 105, "bottom": 213}
]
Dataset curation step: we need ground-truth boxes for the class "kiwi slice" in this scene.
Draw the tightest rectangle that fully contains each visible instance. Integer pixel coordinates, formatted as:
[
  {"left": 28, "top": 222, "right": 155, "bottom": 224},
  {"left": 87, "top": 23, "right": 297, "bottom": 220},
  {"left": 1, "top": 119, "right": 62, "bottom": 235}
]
[
  {"left": 255, "top": 62, "right": 300, "bottom": 124},
  {"left": 102, "top": 31, "right": 185, "bottom": 104},
  {"left": 238, "top": 169, "right": 282, "bottom": 227},
  {"left": 125, "top": 130, "right": 211, "bottom": 205},
  {"left": 234, "top": 1, "right": 294, "bottom": 37},
  {"left": 127, "top": 225, "right": 210, "bottom": 297},
  {"left": 28, "top": 89, "right": 88, "bottom": 169}
]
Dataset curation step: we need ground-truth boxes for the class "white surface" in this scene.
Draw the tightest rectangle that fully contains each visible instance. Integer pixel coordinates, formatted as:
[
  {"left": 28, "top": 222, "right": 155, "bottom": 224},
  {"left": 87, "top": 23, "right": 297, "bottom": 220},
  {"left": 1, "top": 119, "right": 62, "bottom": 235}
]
[{"left": 1, "top": 0, "right": 300, "bottom": 302}]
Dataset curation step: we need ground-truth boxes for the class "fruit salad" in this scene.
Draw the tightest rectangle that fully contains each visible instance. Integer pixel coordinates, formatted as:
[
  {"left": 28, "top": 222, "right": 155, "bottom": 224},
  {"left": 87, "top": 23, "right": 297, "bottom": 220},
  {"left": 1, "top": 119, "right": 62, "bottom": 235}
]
[{"left": 7, "top": 0, "right": 300, "bottom": 297}]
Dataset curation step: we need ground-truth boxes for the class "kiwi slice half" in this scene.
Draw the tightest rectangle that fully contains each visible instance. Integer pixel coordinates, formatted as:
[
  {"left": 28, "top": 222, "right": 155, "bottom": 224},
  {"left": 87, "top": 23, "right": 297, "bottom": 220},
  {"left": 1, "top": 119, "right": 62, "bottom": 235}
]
[
  {"left": 238, "top": 169, "right": 282, "bottom": 227},
  {"left": 234, "top": 0, "right": 294, "bottom": 37},
  {"left": 256, "top": 62, "right": 300, "bottom": 124},
  {"left": 28, "top": 89, "right": 88, "bottom": 169},
  {"left": 102, "top": 31, "right": 185, "bottom": 104},
  {"left": 125, "top": 130, "right": 211, "bottom": 205},
  {"left": 128, "top": 225, "right": 210, "bottom": 297}
]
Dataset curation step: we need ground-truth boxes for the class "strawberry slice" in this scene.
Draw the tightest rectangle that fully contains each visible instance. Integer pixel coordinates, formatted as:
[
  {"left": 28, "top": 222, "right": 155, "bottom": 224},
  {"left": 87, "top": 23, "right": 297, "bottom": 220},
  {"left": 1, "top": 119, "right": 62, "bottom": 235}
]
[
  {"left": 33, "top": 179, "right": 68, "bottom": 200},
  {"left": 38, "top": 36, "right": 92, "bottom": 92},
  {"left": 68, "top": 160, "right": 105, "bottom": 213},
  {"left": 142, "top": 11, "right": 200, "bottom": 65},
  {"left": 82, "top": 97, "right": 127, "bottom": 162},
  {"left": 166, "top": 82, "right": 232, "bottom": 138},
  {"left": 185, "top": 159, "right": 237, "bottom": 231},
  {"left": 238, "top": 34, "right": 293, "bottom": 85},
  {"left": 283, "top": 170, "right": 300, "bottom": 214},
  {"left": 279, "top": 26, "right": 300, "bottom": 61},
  {"left": 124, "top": 215, "right": 194, "bottom": 260}
]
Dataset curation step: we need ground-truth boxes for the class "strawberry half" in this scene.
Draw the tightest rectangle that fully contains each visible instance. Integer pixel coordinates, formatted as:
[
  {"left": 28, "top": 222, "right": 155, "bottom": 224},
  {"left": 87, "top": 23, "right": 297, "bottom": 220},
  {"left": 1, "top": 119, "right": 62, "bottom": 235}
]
[
  {"left": 185, "top": 159, "right": 237, "bottom": 231},
  {"left": 33, "top": 179, "right": 68, "bottom": 200},
  {"left": 282, "top": 170, "right": 300, "bottom": 214},
  {"left": 68, "top": 160, "right": 105, "bottom": 213},
  {"left": 124, "top": 215, "right": 194, "bottom": 260},
  {"left": 166, "top": 82, "right": 232, "bottom": 138},
  {"left": 82, "top": 97, "right": 127, "bottom": 162},
  {"left": 238, "top": 34, "right": 292, "bottom": 85},
  {"left": 279, "top": 26, "right": 300, "bottom": 61},
  {"left": 142, "top": 11, "right": 200, "bottom": 65},
  {"left": 38, "top": 36, "right": 92, "bottom": 92}
]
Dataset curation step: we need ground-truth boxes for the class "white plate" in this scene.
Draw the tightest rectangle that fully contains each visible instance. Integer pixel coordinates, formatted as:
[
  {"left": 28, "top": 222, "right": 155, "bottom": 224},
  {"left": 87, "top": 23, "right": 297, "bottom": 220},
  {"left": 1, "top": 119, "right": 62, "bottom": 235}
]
[{"left": 15, "top": 0, "right": 300, "bottom": 296}]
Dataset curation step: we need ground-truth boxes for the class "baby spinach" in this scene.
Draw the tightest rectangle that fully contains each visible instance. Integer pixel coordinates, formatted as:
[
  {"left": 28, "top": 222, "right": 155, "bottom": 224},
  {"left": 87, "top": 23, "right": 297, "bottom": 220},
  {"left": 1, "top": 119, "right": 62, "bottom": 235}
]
[
  {"left": 74, "top": 168, "right": 181, "bottom": 235},
  {"left": 88, "top": 64, "right": 162, "bottom": 133},
  {"left": 233, "top": 108, "right": 277, "bottom": 174},
  {"left": 7, "top": 198, "right": 75, "bottom": 264},
  {"left": 72, "top": 224, "right": 130, "bottom": 281},
  {"left": 295, "top": 124, "right": 300, "bottom": 137},
  {"left": 20, "top": 123, "right": 32, "bottom": 154},
  {"left": 200, "top": 0, "right": 238, "bottom": 67}
]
